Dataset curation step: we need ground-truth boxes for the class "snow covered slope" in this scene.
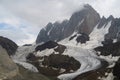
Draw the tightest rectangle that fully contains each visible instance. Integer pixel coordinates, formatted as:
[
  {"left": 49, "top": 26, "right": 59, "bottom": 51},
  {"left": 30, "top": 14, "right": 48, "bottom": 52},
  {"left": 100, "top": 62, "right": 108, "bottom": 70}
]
[
  {"left": 35, "top": 44, "right": 101, "bottom": 80},
  {"left": 11, "top": 45, "right": 38, "bottom": 72},
  {"left": 59, "top": 21, "right": 112, "bottom": 49},
  {"left": 58, "top": 46, "right": 101, "bottom": 80}
]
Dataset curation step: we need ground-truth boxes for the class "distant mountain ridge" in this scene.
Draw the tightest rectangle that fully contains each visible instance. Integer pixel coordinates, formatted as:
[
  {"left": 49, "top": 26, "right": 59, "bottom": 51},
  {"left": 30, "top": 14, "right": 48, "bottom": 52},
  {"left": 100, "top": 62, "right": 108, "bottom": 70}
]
[
  {"left": 36, "top": 4, "right": 100, "bottom": 43},
  {"left": 36, "top": 4, "right": 120, "bottom": 45}
]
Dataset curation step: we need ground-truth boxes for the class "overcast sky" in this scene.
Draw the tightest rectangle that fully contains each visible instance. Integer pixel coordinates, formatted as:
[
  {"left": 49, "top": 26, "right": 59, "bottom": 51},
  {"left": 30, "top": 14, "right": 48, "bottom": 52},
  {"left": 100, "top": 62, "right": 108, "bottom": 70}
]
[{"left": 0, "top": 0, "right": 120, "bottom": 45}]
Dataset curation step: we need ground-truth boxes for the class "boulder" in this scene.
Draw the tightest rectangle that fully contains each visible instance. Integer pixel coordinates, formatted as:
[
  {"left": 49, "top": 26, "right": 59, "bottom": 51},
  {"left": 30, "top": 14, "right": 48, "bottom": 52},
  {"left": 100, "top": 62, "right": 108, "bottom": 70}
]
[
  {"left": 0, "top": 36, "right": 18, "bottom": 55},
  {"left": 0, "top": 46, "right": 19, "bottom": 79}
]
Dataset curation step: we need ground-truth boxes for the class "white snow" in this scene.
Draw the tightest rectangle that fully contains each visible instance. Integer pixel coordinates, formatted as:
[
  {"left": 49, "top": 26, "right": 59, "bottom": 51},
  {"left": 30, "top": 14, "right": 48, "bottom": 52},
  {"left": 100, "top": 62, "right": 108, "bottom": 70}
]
[
  {"left": 99, "top": 54, "right": 120, "bottom": 68},
  {"left": 82, "top": 21, "right": 112, "bottom": 49},
  {"left": 59, "top": 68, "right": 66, "bottom": 74},
  {"left": 12, "top": 59, "right": 38, "bottom": 72},
  {"left": 12, "top": 45, "right": 35, "bottom": 61},
  {"left": 36, "top": 47, "right": 59, "bottom": 57},
  {"left": 11, "top": 45, "right": 38, "bottom": 72},
  {"left": 47, "top": 25, "right": 54, "bottom": 36},
  {"left": 98, "top": 72, "right": 114, "bottom": 80},
  {"left": 113, "top": 39, "right": 117, "bottom": 43},
  {"left": 75, "top": 19, "right": 84, "bottom": 31}
]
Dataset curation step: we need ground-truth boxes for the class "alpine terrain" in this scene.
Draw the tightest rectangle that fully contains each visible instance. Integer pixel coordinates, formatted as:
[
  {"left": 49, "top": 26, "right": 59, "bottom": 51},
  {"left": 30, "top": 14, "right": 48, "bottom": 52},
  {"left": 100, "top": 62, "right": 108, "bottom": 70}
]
[{"left": 0, "top": 4, "right": 120, "bottom": 80}]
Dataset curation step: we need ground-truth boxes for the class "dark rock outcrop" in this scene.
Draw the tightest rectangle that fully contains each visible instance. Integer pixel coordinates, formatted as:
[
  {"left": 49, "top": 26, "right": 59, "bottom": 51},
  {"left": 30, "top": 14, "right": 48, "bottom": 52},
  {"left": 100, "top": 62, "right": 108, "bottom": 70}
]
[
  {"left": 105, "top": 18, "right": 120, "bottom": 41},
  {"left": 35, "top": 41, "right": 58, "bottom": 51},
  {"left": 27, "top": 53, "right": 80, "bottom": 76},
  {"left": 94, "top": 41, "right": 120, "bottom": 56},
  {"left": 76, "top": 33, "right": 89, "bottom": 43},
  {"left": 102, "top": 39, "right": 113, "bottom": 46},
  {"left": 35, "top": 41, "right": 66, "bottom": 54},
  {"left": 113, "top": 58, "right": 120, "bottom": 79},
  {"left": 36, "top": 4, "right": 100, "bottom": 43},
  {"left": 23, "top": 44, "right": 32, "bottom": 46},
  {"left": 0, "top": 36, "right": 18, "bottom": 55},
  {"left": 69, "top": 33, "right": 89, "bottom": 44}
]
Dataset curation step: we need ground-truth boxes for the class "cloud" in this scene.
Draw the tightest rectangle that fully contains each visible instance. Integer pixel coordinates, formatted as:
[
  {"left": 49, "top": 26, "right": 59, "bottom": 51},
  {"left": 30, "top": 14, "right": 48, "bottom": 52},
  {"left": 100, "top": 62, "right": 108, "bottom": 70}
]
[
  {"left": 0, "top": 0, "right": 120, "bottom": 45},
  {"left": 0, "top": 6, "right": 39, "bottom": 45},
  {"left": 0, "top": 0, "right": 120, "bottom": 27},
  {"left": 0, "top": 21, "right": 39, "bottom": 45}
]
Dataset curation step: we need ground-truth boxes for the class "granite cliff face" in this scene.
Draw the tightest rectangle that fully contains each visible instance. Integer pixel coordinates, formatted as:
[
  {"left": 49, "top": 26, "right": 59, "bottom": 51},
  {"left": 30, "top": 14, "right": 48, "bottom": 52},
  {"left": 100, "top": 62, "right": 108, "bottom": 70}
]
[
  {"left": 36, "top": 4, "right": 100, "bottom": 43},
  {"left": 36, "top": 4, "right": 120, "bottom": 45}
]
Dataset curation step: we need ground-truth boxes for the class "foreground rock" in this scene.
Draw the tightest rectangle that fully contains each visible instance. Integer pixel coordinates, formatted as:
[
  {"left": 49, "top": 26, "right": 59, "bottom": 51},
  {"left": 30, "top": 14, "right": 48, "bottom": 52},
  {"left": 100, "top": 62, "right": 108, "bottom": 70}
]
[
  {"left": 5, "top": 65, "right": 50, "bottom": 80},
  {"left": 0, "top": 46, "right": 19, "bottom": 79},
  {"left": 0, "top": 36, "right": 18, "bottom": 55},
  {"left": 0, "top": 38, "right": 50, "bottom": 80}
]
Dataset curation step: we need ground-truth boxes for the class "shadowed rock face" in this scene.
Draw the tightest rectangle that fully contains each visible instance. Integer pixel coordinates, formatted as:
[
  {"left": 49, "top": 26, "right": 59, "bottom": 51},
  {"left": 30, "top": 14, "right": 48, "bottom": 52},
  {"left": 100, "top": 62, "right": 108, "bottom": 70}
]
[
  {"left": 36, "top": 4, "right": 100, "bottom": 43},
  {"left": 35, "top": 41, "right": 66, "bottom": 54},
  {"left": 76, "top": 33, "right": 89, "bottom": 43},
  {"left": 0, "top": 46, "right": 19, "bottom": 79},
  {"left": 35, "top": 41, "right": 58, "bottom": 51},
  {"left": 97, "top": 16, "right": 120, "bottom": 42},
  {"left": 94, "top": 41, "right": 120, "bottom": 56},
  {"left": 105, "top": 18, "right": 120, "bottom": 41},
  {"left": 113, "top": 58, "right": 120, "bottom": 79},
  {"left": 69, "top": 33, "right": 89, "bottom": 44},
  {"left": 0, "top": 36, "right": 18, "bottom": 55}
]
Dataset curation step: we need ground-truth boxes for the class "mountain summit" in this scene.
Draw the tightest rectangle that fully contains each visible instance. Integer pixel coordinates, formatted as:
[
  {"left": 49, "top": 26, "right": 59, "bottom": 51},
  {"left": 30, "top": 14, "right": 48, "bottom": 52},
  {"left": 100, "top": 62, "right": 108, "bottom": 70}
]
[
  {"left": 36, "top": 4, "right": 120, "bottom": 45},
  {"left": 36, "top": 4, "right": 100, "bottom": 43}
]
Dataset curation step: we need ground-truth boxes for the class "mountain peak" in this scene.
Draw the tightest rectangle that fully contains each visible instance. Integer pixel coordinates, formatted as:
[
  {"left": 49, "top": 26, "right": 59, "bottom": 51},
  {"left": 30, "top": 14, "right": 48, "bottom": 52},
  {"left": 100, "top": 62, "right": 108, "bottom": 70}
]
[
  {"left": 74, "top": 4, "right": 97, "bottom": 14},
  {"left": 107, "top": 15, "right": 114, "bottom": 21},
  {"left": 36, "top": 4, "right": 101, "bottom": 43},
  {"left": 83, "top": 4, "right": 93, "bottom": 9}
]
